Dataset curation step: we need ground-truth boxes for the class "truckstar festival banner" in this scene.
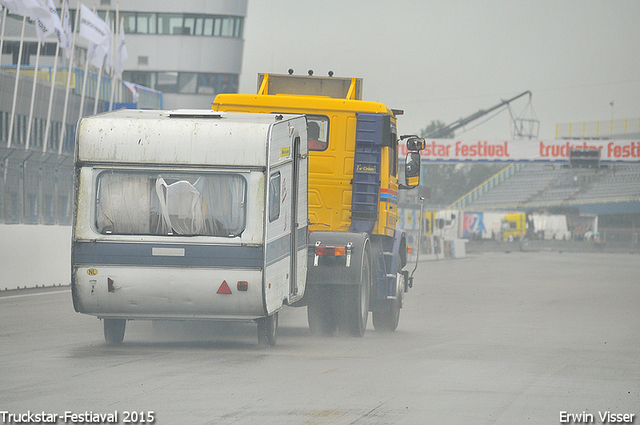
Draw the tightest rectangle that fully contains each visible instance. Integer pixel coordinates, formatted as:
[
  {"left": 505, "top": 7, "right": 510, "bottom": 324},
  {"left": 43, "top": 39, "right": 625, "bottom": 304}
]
[{"left": 398, "top": 139, "right": 640, "bottom": 163}]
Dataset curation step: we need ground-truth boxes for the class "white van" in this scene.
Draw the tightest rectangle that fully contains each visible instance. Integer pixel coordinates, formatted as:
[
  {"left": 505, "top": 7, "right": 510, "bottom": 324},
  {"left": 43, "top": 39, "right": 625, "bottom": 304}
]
[{"left": 72, "top": 110, "right": 308, "bottom": 345}]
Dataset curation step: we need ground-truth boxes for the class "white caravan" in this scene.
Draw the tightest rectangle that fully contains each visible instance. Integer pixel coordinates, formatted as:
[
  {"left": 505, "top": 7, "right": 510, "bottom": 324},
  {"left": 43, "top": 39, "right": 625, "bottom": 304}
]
[{"left": 72, "top": 110, "right": 308, "bottom": 345}]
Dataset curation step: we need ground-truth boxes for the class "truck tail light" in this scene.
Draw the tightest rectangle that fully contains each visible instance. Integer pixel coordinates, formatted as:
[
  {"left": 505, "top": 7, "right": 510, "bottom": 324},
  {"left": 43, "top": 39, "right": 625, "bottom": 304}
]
[
  {"left": 313, "top": 242, "right": 353, "bottom": 267},
  {"left": 315, "top": 246, "right": 346, "bottom": 257}
]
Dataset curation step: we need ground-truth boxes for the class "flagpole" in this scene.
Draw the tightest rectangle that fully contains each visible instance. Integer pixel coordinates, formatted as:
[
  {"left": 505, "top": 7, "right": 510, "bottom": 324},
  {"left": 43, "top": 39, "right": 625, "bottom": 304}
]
[
  {"left": 117, "top": 13, "right": 123, "bottom": 105},
  {"left": 59, "top": 0, "right": 81, "bottom": 156},
  {"left": 7, "top": 15, "right": 27, "bottom": 149},
  {"left": 93, "top": 9, "right": 109, "bottom": 115},
  {"left": 108, "top": 2, "right": 118, "bottom": 111},
  {"left": 0, "top": 8, "right": 7, "bottom": 69},
  {"left": 78, "top": 5, "right": 98, "bottom": 120},
  {"left": 25, "top": 38, "right": 42, "bottom": 151},
  {"left": 44, "top": 0, "right": 69, "bottom": 153},
  {"left": 43, "top": 39, "right": 59, "bottom": 153},
  {"left": 1, "top": 7, "right": 6, "bottom": 149},
  {"left": 78, "top": 42, "right": 92, "bottom": 119},
  {"left": 93, "top": 50, "right": 103, "bottom": 115}
]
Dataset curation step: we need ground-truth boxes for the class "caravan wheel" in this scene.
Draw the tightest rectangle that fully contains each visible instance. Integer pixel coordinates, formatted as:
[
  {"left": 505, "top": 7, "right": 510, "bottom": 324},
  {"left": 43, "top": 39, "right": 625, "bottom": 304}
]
[
  {"left": 103, "top": 319, "right": 126, "bottom": 344},
  {"left": 257, "top": 312, "right": 278, "bottom": 346}
]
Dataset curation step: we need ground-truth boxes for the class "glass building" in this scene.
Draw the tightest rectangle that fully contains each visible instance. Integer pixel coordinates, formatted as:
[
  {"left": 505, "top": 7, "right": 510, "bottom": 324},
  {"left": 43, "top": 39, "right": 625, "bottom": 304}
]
[{"left": 104, "top": 0, "right": 247, "bottom": 109}]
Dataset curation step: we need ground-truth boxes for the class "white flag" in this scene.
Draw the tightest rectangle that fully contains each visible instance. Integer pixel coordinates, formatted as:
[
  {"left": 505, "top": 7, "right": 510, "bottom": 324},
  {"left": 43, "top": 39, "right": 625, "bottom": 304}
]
[
  {"left": 0, "top": 0, "right": 50, "bottom": 21},
  {"left": 114, "top": 20, "right": 127, "bottom": 79},
  {"left": 35, "top": 0, "right": 63, "bottom": 42},
  {"left": 79, "top": 3, "right": 109, "bottom": 45},
  {"left": 0, "top": 0, "right": 19, "bottom": 13},
  {"left": 61, "top": 0, "right": 72, "bottom": 58},
  {"left": 88, "top": 37, "right": 110, "bottom": 70}
]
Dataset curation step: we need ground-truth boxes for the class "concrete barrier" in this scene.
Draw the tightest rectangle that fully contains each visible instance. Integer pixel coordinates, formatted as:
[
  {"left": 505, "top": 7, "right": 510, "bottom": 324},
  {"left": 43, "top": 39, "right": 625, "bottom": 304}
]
[
  {"left": 409, "top": 236, "right": 467, "bottom": 261},
  {"left": 0, "top": 225, "right": 71, "bottom": 290}
]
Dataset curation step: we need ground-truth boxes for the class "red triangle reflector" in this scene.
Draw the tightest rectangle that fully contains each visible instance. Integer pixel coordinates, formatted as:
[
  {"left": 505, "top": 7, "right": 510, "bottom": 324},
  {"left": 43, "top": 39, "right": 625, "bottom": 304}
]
[{"left": 217, "top": 280, "right": 232, "bottom": 294}]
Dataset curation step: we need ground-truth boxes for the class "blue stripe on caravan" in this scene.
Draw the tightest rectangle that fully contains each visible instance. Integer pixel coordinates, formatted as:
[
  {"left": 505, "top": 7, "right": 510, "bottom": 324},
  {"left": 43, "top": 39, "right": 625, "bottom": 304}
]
[
  {"left": 265, "top": 226, "right": 309, "bottom": 266},
  {"left": 73, "top": 241, "right": 263, "bottom": 268},
  {"left": 266, "top": 234, "right": 290, "bottom": 266},
  {"left": 297, "top": 226, "right": 308, "bottom": 250}
]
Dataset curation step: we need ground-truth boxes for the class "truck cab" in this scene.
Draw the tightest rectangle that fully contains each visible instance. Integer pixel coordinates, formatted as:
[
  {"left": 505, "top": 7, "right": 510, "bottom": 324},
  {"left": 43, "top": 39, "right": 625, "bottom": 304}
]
[
  {"left": 213, "top": 73, "right": 402, "bottom": 237},
  {"left": 501, "top": 212, "right": 529, "bottom": 241}
]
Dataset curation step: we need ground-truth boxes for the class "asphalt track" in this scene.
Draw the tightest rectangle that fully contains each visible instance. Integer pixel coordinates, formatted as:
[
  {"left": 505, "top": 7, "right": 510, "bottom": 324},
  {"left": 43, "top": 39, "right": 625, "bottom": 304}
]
[{"left": 0, "top": 251, "right": 638, "bottom": 424}]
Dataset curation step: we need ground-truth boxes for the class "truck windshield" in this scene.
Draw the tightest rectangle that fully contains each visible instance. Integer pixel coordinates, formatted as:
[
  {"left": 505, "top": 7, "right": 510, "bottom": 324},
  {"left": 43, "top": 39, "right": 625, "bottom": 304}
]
[{"left": 95, "top": 170, "right": 246, "bottom": 237}]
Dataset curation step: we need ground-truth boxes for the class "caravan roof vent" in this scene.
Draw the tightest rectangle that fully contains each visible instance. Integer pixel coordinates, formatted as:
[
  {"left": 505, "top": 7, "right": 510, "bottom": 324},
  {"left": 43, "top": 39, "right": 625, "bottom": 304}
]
[{"left": 168, "top": 110, "right": 225, "bottom": 119}]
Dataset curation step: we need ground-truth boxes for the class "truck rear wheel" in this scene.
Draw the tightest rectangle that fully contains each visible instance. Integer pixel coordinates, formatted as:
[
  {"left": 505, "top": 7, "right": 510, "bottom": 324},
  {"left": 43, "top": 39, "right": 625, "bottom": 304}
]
[
  {"left": 103, "top": 318, "right": 126, "bottom": 344},
  {"left": 257, "top": 312, "right": 278, "bottom": 346}
]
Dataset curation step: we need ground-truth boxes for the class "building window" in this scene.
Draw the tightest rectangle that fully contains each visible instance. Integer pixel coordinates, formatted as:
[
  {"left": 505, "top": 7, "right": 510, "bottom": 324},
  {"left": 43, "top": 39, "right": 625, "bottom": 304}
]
[
  {"left": 117, "top": 12, "right": 243, "bottom": 38},
  {"left": 178, "top": 73, "right": 197, "bottom": 93},
  {"left": 122, "top": 71, "right": 239, "bottom": 95},
  {"left": 156, "top": 72, "right": 179, "bottom": 93},
  {"left": 137, "top": 13, "right": 157, "bottom": 34},
  {"left": 183, "top": 15, "right": 196, "bottom": 35},
  {"left": 194, "top": 17, "right": 204, "bottom": 35}
]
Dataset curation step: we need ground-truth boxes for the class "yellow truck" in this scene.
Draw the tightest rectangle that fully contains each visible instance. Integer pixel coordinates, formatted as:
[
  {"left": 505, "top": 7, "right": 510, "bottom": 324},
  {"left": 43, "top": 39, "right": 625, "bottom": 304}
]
[
  {"left": 501, "top": 212, "right": 572, "bottom": 241},
  {"left": 501, "top": 212, "right": 529, "bottom": 241},
  {"left": 213, "top": 72, "right": 424, "bottom": 335}
]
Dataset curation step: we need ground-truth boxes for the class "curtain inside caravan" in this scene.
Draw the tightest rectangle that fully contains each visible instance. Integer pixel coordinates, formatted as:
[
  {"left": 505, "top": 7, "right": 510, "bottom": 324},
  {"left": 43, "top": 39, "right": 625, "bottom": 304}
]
[{"left": 95, "top": 170, "right": 246, "bottom": 236}]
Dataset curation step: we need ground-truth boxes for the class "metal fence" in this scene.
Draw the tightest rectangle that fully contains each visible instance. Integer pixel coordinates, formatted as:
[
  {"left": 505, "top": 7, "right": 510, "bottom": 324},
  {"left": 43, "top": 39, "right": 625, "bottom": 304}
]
[
  {"left": 555, "top": 118, "right": 640, "bottom": 138},
  {"left": 0, "top": 151, "right": 73, "bottom": 224},
  {"left": 1, "top": 66, "right": 162, "bottom": 225},
  {"left": 600, "top": 230, "right": 639, "bottom": 248}
]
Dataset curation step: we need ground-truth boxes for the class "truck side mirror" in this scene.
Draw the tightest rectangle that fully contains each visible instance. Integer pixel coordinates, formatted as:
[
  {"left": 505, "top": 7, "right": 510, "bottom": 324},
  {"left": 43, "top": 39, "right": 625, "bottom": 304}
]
[
  {"left": 405, "top": 137, "right": 425, "bottom": 151},
  {"left": 404, "top": 151, "right": 421, "bottom": 187}
]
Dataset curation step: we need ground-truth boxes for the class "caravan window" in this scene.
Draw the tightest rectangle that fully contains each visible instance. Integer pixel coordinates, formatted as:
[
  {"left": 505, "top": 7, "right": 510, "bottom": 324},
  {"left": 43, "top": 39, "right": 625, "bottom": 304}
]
[
  {"left": 95, "top": 170, "right": 246, "bottom": 237},
  {"left": 268, "top": 172, "right": 281, "bottom": 222}
]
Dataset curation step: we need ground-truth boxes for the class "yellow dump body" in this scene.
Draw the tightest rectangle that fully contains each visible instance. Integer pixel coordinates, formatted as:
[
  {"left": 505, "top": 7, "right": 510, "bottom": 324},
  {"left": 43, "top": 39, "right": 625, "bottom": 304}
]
[{"left": 213, "top": 85, "right": 400, "bottom": 237}]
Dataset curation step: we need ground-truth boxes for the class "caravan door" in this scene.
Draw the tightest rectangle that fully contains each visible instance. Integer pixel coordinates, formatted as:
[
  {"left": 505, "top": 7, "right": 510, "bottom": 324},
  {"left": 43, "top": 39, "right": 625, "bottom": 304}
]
[
  {"left": 289, "top": 133, "right": 308, "bottom": 300},
  {"left": 263, "top": 117, "right": 308, "bottom": 312}
]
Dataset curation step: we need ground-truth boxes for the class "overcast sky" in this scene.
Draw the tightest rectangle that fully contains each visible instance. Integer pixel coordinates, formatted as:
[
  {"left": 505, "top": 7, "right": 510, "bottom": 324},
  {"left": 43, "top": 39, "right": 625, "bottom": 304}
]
[{"left": 239, "top": 0, "right": 640, "bottom": 140}]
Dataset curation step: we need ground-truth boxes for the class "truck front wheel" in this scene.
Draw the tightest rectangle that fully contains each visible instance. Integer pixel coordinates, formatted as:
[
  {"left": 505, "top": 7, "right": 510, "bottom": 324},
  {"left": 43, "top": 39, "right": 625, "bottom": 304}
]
[{"left": 372, "top": 273, "right": 403, "bottom": 332}]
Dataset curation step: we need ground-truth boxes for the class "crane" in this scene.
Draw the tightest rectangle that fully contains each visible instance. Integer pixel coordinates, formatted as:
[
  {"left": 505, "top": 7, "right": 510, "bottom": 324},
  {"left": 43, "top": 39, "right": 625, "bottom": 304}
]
[{"left": 425, "top": 91, "right": 533, "bottom": 138}]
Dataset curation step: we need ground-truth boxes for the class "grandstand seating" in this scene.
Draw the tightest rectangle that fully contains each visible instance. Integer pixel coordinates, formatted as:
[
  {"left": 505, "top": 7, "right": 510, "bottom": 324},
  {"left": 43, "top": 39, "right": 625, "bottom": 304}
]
[{"left": 459, "top": 163, "right": 640, "bottom": 210}]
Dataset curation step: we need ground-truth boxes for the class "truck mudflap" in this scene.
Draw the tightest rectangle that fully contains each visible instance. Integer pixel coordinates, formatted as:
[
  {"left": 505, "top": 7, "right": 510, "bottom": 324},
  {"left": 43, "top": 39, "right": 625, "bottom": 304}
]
[
  {"left": 304, "top": 231, "right": 372, "bottom": 337},
  {"left": 306, "top": 231, "right": 370, "bottom": 286}
]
